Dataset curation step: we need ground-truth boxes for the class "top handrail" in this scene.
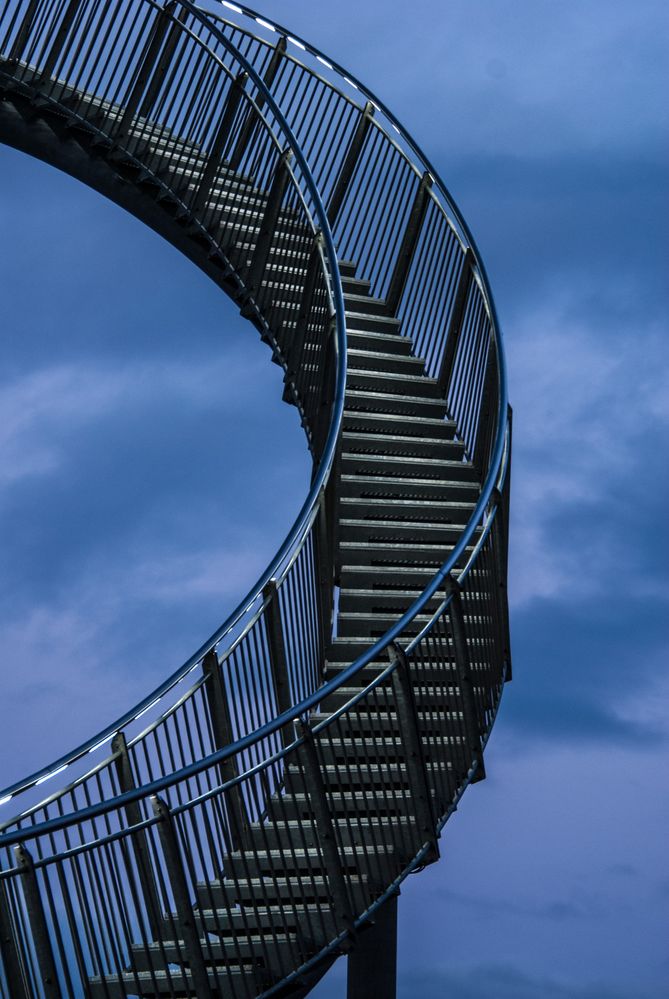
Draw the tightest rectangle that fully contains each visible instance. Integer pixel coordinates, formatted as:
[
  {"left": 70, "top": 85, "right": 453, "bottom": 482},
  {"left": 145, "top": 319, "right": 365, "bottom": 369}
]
[
  {"left": 0, "top": 0, "right": 348, "bottom": 806},
  {"left": 0, "top": 0, "right": 508, "bottom": 832}
]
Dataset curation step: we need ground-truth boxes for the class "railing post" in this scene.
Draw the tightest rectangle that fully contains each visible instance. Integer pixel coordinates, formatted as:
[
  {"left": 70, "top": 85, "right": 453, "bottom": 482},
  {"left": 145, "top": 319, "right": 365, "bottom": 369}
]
[
  {"left": 314, "top": 487, "right": 334, "bottom": 667},
  {"left": 244, "top": 147, "right": 293, "bottom": 295},
  {"left": 111, "top": 731, "right": 163, "bottom": 940},
  {"left": 116, "top": 0, "right": 184, "bottom": 140},
  {"left": 7, "top": 0, "right": 40, "bottom": 63},
  {"left": 229, "top": 34, "right": 287, "bottom": 171},
  {"left": 40, "top": 0, "right": 82, "bottom": 82},
  {"left": 201, "top": 650, "right": 249, "bottom": 851},
  {"left": 437, "top": 246, "right": 474, "bottom": 397},
  {"left": 327, "top": 102, "right": 375, "bottom": 227},
  {"left": 150, "top": 797, "right": 211, "bottom": 998},
  {"left": 347, "top": 892, "right": 398, "bottom": 999},
  {"left": 192, "top": 69, "right": 248, "bottom": 214},
  {"left": 282, "top": 231, "right": 323, "bottom": 389},
  {"left": 262, "top": 579, "right": 292, "bottom": 746},
  {"left": 445, "top": 577, "right": 486, "bottom": 781},
  {"left": 472, "top": 343, "right": 497, "bottom": 477},
  {"left": 13, "top": 845, "right": 61, "bottom": 999},
  {"left": 294, "top": 719, "right": 354, "bottom": 948},
  {"left": 384, "top": 170, "right": 433, "bottom": 316},
  {"left": 0, "top": 878, "right": 29, "bottom": 999},
  {"left": 388, "top": 644, "right": 439, "bottom": 864}
]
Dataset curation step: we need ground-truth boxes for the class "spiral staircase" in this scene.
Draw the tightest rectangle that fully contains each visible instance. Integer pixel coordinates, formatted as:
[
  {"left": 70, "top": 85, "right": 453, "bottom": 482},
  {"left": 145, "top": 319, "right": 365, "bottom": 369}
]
[{"left": 0, "top": 2, "right": 512, "bottom": 997}]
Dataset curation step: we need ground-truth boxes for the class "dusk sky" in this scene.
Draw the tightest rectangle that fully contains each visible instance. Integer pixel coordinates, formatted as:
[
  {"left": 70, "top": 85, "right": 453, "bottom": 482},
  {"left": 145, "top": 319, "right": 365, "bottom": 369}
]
[{"left": 1, "top": 1, "right": 667, "bottom": 997}]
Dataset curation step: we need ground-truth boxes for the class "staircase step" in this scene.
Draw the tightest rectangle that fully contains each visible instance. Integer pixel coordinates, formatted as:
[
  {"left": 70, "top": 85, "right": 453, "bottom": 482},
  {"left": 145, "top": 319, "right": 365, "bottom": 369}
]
[
  {"left": 344, "top": 389, "right": 449, "bottom": 419},
  {"left": 341, "top": 430, "right": 463, "bottom": 460},
  {"left": 339, "top": 473, "right": 480, "bottom": 502},
  {"left": 346, "top": 348, "right": 426, "bottom": 376}
]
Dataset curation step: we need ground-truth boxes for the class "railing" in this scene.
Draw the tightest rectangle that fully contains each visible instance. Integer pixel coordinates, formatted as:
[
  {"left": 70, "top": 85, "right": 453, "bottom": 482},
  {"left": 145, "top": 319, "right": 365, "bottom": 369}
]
[{"left": 0, "top": 1, "right": 511, "bottom": 996}]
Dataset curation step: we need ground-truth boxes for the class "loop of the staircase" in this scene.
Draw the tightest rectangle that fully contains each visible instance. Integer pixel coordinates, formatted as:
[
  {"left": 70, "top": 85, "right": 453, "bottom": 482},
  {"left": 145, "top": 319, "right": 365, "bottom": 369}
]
[{"left": 0, "top": 2, "right": 512, "bottom": 996}]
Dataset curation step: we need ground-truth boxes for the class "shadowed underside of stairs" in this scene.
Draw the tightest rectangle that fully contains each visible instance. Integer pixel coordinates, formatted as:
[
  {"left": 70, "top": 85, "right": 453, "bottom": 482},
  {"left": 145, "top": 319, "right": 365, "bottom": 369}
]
[{"left": 0, "top": 3, "right": 511, "bottom": 998}]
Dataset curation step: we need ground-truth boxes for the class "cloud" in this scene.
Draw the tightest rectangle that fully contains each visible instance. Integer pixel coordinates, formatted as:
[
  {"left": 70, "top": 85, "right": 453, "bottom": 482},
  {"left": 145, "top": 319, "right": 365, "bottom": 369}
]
[{"left": 398, "top": 962, "right": 659, "bottom": 999}]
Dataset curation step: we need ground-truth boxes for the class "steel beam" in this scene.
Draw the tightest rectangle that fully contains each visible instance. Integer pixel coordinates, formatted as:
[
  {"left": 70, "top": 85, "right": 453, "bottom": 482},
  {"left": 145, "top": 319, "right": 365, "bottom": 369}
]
[
  {"left": 437, "top": 246, "right": 474, "bottom": 397},
  {"left": 13, "top": 845, "right": 60, "bottom": 999},
  {"left": 327, "top": 101, "right": 375, "bottom": 227},
  {"left": 347, "top": 893, "right": 398, "bottom": 999},
  {"left": 446, "top": 577, "right": 486, "bottom": 781},
  {"left": 385, "top": 170, "right": 433, "bottom": 315},
  {"left": 262, "top": 579, "right": 292, "bottom": 746},
  {"left": 0, "top": 879, "right": 29, "bottom": 999}
]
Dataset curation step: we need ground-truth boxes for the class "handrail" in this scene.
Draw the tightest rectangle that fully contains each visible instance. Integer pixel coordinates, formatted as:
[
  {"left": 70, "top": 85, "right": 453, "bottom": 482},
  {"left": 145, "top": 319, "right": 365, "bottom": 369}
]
[
  {"left": 0, "top": 3, "right": 511, "bottom": 995},
  {"left": 0, "top": 0, "right": 347, "bottom": 808}
]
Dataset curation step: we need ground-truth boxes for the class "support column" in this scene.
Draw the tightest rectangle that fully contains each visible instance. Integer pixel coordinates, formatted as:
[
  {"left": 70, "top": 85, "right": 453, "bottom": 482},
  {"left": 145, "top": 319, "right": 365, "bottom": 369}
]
[{"left": 347, "top": 893, "right": 398, "bottom": 999}]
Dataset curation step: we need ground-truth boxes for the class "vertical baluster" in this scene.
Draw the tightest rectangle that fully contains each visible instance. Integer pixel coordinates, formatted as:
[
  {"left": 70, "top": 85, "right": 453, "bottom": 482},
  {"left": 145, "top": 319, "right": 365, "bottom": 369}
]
[
  {"left": 7, "top": 0, "right": 40, "bottom": 63},
  {"left": 40, "top": 0, "right": 82, "bottom": 82}
]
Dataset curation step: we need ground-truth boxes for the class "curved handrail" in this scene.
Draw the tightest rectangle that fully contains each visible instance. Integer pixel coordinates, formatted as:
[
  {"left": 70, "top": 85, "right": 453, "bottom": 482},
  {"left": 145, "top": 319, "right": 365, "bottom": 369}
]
[
  {"left": 0, "top": 4, "right": 511, "bottom": 996},
  {"left": 0, "top": 0, "right": 347, "bottom": 808}
]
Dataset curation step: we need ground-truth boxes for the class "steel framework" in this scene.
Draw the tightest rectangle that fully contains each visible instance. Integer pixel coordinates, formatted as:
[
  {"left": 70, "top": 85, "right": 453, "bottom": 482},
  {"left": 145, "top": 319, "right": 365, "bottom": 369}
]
[{"left": 0, "top": 2, "right": 512, "bottom": 996}]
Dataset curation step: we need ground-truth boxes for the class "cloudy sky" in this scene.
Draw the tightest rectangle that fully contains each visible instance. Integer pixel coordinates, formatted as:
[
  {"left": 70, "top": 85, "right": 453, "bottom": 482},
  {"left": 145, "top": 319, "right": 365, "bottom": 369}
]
[{"left": 1, "top": 1, "right": 667, "bottom": 997}]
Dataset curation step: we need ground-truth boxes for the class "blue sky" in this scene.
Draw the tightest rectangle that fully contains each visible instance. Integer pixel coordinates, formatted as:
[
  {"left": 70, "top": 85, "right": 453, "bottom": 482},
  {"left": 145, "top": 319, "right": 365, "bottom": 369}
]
[{"left": 1, "top": 1, "right": 668, "bottom": 996}]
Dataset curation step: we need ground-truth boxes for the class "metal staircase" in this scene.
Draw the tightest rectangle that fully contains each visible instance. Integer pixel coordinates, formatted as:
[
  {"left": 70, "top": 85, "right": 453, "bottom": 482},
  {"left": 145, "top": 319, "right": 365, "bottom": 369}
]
[{"left": 0, "top": 2, "right": 511, "bottom": 997}]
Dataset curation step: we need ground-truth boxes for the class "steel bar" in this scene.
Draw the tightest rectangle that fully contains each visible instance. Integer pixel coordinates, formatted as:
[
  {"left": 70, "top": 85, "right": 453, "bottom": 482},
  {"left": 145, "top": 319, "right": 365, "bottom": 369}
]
[
  {"left": 229, "top": 33, "right": 286, "bottom": 170},
  {"left": 0, "top": 878, "right": 29, "bottom": 999},
  {"left": 437, "top": 246, "right": 474, "bottom": 396},
  {"left": 327, "top": 101, "right": 374, "bottom": 227},
  {"left": 192, "top": 68, "right": 248, "bottom": 213},
  {"left": 347, "top": 892, "right": 398, "bottom": 999},
  {"left": 244, "top": 146, "right": 293, "bottom": 294},
  {"left": 262, "top": 578, "right": 293, "bottom": 746}
]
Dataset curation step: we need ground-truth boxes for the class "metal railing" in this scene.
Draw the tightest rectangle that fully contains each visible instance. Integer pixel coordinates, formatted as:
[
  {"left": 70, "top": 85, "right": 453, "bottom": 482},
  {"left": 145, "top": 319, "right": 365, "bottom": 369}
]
[{"left": 0, "top": 2, "right": 511, "bottom": 996}]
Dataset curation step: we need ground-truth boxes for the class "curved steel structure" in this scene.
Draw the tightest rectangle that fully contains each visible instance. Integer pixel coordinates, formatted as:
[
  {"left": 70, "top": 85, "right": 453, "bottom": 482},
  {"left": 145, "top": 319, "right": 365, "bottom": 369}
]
[{"left": 0, "top": 2, "right": 512, "bottom": 996}]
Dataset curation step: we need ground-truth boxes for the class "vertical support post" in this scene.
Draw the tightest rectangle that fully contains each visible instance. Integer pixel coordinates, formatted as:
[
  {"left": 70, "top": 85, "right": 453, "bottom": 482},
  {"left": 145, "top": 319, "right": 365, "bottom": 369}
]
[
  {"left": 384, "top": 170, "right": 433, "bottom": 316},
  {"left": 327, "top": 102, "right": 375, "bottom": 227},
  {"left": 437, "top": 246, "right": 474, "bottom": 397},
  {"left": 0, "top": 878, "right": 29, "bottom": 999},
  {"left": 13, "top": 846, "right": 60, "bottom": 999},
  {"left": 116, "top": 0, "right": 178, "bottom": 140},
  {"left": 8, "top": 0, "right": 40, "bottom": 63},
  {"left": 229, "top": 35, "right": 287, "bottom": 171},
  {"left": 262, "top": 579, "right": 292, "bottom": 746},
  {"left": 472, "top": 342, "right": 497, "bottom": 477},
  {"left": 445, "top": 577, "right": 486, "bottom": 781},
  {"left": 244, "top": 148, "right": 293, "bottom": 295},
  {"left": 347, "top": 893, "right": 398, "bottom": 999},
  {"left": 192, "top": 70, "right": 248, "bottom": 214},
  {"left": 111, "top": 731, "right": 163, "bottom": 940},
  {"left": 388, "top": 644, "right": 439, "bottom": 864},
  {"left": 40, "top": 0, "right": 82, "bottom": 82},
  {"left": 282, "top": 231, "right": 323, "bottom": 390},
  {"left": 201, "top": 650, "right": 249, "bottom": 851},
  {"left": 313, "top": 487, "right": 334, "bottom": 670},
  {"left": 295, "top": 720, "right": 354, "bottom": 948},
  {"left": 150, "top": 797, "right": 211, "bottom": 998}
]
